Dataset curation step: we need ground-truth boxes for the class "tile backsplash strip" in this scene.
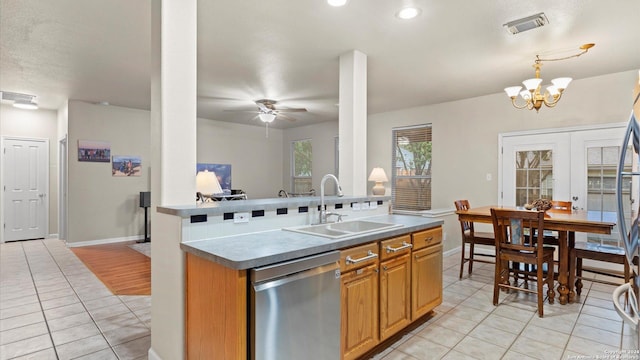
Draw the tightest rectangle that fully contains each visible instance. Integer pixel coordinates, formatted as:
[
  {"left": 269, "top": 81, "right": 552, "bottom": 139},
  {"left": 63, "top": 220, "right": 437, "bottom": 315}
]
[{"left": 156, "top": 196, "right": 392, "bottom": 242}]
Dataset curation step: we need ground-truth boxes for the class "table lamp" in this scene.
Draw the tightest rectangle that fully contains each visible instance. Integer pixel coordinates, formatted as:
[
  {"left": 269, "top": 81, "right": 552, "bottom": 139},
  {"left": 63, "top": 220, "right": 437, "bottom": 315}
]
[
  {"left": 196, "top": 170, "right": 223, "bottom": 195},
  {"left": 368, "top": 167, "right": 388, "bottom": 196}
]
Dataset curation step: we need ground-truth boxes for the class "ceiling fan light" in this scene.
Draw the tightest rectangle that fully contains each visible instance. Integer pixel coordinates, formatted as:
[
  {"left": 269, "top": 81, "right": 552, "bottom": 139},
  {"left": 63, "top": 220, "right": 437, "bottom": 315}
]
[
  {"left": 258, "top": 113, "right": 276, "bottom": 123},
  {"left": 522, "top": 78, "right": 542, "bottom": 91},
  {"left": 13, "top": 100, "right": 38, "bottom": 110},
  {"left": 551, "top": 77, "right": 572, "bottom": 90},
  {"left": 504, "top": 86, "right": 522, "bottom": 98},
  {"left": 327, "top": 0, "right": 348, "bottom": 7}
]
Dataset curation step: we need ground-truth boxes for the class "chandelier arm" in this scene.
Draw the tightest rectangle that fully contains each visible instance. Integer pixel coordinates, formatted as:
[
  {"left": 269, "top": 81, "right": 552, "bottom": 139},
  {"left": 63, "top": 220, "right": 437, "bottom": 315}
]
[
  {"left": 535, "top": 43, "right": 594, "bottom": 63},
  {"left": 542, "top": 92, "right": 563, "bottom": 107},
  {"left": 510, "top": 97, "right": 531, "bottom": 109}
]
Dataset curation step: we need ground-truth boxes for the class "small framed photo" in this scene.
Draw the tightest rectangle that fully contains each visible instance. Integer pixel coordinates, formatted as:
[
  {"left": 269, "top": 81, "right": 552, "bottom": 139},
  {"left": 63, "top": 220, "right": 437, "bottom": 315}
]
[
  {"left": 112, "top": 155, "right": 142, "bottom": 177},
  {"left": 78, "top": 140, "right": 110, "bottom": 162}
]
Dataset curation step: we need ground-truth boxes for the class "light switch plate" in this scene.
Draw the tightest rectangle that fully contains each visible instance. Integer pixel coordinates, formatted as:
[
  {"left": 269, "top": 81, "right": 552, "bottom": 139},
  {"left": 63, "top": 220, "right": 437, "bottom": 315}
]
[
  {"left": 233, "top": 212, "right": 250, "bottom": 223},
  {"left": 361, "top": 202, "right": 370, "bottom": 210},
  {"left": 352, "top": 202, "right": 361, "bottom": 211}
]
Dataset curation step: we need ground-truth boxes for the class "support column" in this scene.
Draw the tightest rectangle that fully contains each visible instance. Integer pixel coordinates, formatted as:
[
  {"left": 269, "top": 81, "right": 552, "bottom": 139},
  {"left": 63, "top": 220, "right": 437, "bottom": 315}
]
[
  {"left": 149, "top": 0, "right": 197, "bottom": 359},
  {"left": 338, "top": 50, "right": 368, "bottom": 196}
]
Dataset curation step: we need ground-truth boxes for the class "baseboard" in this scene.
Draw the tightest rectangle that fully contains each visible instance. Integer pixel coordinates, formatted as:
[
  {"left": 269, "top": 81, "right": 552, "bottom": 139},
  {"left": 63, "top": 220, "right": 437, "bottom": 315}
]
[
  {"left": 46, "top": 233, "right": 59, "bottom": 239},
  {"left": 148, "top": 347, "right": 161, "bottom": 360},
  {"left": 443, "top": 246, "right": 461, "bottom": 257},
  {"left": 65, "top": 235, "right": 144, "bottom": 247}
]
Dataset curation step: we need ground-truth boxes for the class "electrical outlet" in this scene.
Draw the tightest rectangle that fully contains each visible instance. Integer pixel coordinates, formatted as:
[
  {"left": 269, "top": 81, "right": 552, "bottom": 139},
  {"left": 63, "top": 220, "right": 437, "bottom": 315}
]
[
  {"left": 233, "top": 212, "right": 250, "bottom": 223},
  {"left": 352, "top": 202, "right": 361, "bottom": 211},
  {"left": 370, "top": 201, "right": 378, "bottom": 209},
  {"left": 361, "top": 202, "right": 370, "bottom": 210}
]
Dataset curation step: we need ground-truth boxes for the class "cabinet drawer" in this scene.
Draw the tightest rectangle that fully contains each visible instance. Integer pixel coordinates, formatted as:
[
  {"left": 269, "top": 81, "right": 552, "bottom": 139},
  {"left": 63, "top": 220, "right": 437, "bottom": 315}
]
[
  {"left": 340, "top": 242, "right": 379, "bottom": 272},
  {"left": 379, "top": 235, "right": 412, "bottom": 261},
  {"left": 412, "top": 227, "right": 442, "bottom": 250}
]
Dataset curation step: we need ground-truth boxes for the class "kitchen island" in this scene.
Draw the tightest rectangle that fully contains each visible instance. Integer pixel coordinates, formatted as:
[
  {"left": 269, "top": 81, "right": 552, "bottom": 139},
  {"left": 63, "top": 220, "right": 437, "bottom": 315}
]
[{"left": 160, "top": 197, "right": 444, "bottom": 359}]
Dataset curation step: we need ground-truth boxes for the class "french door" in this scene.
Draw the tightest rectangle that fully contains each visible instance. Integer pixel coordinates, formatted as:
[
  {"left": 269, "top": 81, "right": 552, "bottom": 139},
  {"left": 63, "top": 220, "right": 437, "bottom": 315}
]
[{"left": 500, "top": 124, "right": 628, "bottom": 245}]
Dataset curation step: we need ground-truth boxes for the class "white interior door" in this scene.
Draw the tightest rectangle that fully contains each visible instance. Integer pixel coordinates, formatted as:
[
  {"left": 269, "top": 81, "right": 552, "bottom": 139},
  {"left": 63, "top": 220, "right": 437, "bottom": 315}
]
[{"left": 2, "top": 137, "right": 49, "bottom": 242}]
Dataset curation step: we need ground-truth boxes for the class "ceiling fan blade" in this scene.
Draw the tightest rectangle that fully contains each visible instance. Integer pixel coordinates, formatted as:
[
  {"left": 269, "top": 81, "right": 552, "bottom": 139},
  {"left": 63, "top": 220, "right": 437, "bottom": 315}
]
[
  {"left": 278, "top": 113, "right": 297, "bottom": 122},
  {"left": 223, "top": 109, "right": 259, "bottom": 113},
  {"left": 256, "top": 102, "right": 270, "bottom": 112},
  {"left": 275, "top": 108, "right": 307, "bottom": 113}
]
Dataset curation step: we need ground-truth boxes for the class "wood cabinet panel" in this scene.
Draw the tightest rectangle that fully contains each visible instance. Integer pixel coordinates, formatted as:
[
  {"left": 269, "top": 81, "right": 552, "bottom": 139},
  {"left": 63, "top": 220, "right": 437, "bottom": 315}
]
[
  {"left": 341, "top": 264, "right": 379, "bottom": 360},
  {"left": 379, "top": 235, "right": 412, "bottom": 261},
  {"left": 412, "top": 227, "right": 442, "bottom": 251},
  {"left": 340, "top": 242, "right": 379, "bottom": 273},
  {"left": 379, "top": 253, "right": 411, "bottom": 341},
  {"left": 411, "top": 244, "right": 443, "bottom": 320},
  {"left": 186, "top": 253, "right": 247, "bottom": 360}
]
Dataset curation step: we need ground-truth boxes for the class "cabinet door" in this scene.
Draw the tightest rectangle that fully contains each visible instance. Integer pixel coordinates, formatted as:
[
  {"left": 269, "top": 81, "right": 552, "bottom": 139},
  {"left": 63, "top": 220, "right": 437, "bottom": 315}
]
[
  {"left": 379, "top": 253, "right": 411, "bottom": 341},
  {"left": 341, "top": 264, "right": 379, "bottom": 360},
  {"left": 412, "top": 244, "right": 443, "bottom": 320}
]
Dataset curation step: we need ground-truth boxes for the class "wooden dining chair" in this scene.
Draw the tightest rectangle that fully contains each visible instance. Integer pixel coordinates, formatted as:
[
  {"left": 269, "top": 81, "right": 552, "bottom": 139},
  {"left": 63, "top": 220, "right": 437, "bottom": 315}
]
[
  {"left": 569, "top": 242, "right": 631, "bottom": 296},
  {"left": 491, "top": 208, "right": 555, "bottom": 317},
  {"left": 454, "top": 200, "right": 495, "bottom": 279}
]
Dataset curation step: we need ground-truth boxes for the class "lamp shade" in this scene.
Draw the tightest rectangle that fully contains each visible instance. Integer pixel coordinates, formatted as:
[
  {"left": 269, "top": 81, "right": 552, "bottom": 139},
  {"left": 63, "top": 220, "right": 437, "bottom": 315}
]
[
  {"left": 551, "top": 77, "right": 572, "bottom": 90},
  {"left": 368, "top": 167, "right": 388, "bottom": 196},
  {"left": 368, "top": 167, "right": 389, "bottom": 182},
  {"left": 196, "top": 170, "right": 223, "bottom": 195}
]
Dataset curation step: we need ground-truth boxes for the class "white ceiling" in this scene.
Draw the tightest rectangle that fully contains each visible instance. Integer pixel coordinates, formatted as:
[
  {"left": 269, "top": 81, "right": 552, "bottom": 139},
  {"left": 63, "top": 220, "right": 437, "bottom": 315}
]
[{"left": 1, "top": 0, "right": 639, "bottom": 129}]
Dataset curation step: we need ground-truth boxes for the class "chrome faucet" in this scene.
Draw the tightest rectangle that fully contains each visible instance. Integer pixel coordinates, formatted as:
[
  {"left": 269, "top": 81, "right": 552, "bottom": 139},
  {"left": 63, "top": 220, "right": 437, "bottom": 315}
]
[{"left": 319, "top": 174, "right": 344, "bottom": 224}]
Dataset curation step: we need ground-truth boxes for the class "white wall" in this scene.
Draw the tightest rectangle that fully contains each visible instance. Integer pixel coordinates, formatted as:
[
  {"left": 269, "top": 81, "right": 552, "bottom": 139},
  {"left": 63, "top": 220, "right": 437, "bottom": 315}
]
[
  {"left": 197, "top": 118, "right": 284, "bottom": 199},
  {"left": 67, "top": 101, "right": 151, "bottom": 244},
  {"left": 282, "top": 121, "right": 339, "bottom": 194},
  {"left": 368, "top": 70, "right": 638, "bottom": 252},
  {"left": 0, "top": 104, "right": 59, "bottom": 240}
]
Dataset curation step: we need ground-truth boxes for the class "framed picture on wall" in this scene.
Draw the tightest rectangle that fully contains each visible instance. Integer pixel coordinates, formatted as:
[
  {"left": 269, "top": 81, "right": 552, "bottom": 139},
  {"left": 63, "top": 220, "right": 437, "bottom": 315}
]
[
  {"left": 78, "top": 140, "right": 110, "bottom": 162},
  {"left": 196, "top": 163, "right": 231, "bottom": 190},
  {"left": 112, "top": 155, "right": 142, "bottom": 177}
]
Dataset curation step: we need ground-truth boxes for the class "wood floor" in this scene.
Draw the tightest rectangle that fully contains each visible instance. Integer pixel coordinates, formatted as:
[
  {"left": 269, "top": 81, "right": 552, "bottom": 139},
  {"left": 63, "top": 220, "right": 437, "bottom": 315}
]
[{"left": 71, "top": 242, "right": 151, "bottom": 295}]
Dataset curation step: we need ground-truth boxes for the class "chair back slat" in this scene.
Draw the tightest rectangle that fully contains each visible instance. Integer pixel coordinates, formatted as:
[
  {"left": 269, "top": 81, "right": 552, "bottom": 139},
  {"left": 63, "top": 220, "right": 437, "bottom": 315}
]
[
  {"left": 491, "top": 208, "right": 545, "bottom": 257},
  {"left": 549, "top": 200, "right": 572, "bottom": 212},
  {"left": 454, "top": 200, "right": 473, "bottom": 234}
]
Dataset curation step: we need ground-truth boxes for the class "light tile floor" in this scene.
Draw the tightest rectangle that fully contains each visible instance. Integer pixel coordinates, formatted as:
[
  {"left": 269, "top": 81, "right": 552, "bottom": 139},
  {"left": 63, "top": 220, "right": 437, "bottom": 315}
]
[
  {"left": 1, "top": 239, "right": 637, "bottom": 359},
  {"left": 1, "top": 239, "right": 150, "bottom": 360}
]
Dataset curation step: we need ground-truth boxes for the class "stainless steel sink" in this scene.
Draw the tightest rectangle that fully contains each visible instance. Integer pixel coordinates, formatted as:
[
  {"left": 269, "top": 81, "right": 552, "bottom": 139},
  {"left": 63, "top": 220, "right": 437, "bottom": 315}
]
[{"left": 284, "top": 220, "right": 403, "bottom": 239}]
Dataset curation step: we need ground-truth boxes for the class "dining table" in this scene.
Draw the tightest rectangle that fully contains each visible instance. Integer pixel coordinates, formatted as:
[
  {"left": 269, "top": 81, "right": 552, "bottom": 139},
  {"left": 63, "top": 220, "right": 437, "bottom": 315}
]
[{"left": 456, "top": 205, "right": 616, "bottom": 305}]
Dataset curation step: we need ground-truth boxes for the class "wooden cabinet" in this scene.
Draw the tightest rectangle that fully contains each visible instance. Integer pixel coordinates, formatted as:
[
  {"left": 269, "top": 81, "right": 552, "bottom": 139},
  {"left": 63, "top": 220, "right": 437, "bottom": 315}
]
[
  {"left": 379, "top": 252, "right": 411, "bottom": 340},
  {"left": 411, "top": 228, "right": 443, "bottom": 320},
  {"left": 340, "top": 245, "right": 379, "bottom": 360},
  {"left": 341, "top": 264, "right": 379, "bottom": 360}
]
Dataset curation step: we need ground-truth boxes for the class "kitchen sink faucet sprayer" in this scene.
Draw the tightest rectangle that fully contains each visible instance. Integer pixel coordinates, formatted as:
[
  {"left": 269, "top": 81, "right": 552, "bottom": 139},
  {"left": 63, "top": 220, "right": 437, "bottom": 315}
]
[{"left": 319, "top": 174, "right": 343, "bottom": 224}]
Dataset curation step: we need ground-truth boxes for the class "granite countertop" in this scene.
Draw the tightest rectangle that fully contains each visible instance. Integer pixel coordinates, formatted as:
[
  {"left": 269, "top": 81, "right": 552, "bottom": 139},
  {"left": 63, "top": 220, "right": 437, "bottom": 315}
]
[{"left": 180, "top": 214, "right": 443, "bottom": 270}]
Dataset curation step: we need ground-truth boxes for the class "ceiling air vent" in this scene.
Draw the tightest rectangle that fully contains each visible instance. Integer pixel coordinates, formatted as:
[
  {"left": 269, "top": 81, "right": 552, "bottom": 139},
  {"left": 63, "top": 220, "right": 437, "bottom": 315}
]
[
  {"left": 503, "top": 12, "right": 548, "bottom": 35},
  {"left": 1, "top": 91, "right": 36, "bottom": 103}
]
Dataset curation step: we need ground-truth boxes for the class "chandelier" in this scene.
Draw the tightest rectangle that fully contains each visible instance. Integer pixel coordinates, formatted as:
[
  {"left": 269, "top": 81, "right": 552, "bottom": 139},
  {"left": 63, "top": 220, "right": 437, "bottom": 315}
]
[{"left": 504, "top": 43, "right": 594, "bottom": 112}]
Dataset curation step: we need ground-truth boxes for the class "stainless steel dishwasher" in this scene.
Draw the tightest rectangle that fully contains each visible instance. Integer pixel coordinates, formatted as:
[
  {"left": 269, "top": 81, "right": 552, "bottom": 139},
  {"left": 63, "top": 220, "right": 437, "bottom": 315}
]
[{"left": 250, "top": 251, "right": 341, "bottom": 360}]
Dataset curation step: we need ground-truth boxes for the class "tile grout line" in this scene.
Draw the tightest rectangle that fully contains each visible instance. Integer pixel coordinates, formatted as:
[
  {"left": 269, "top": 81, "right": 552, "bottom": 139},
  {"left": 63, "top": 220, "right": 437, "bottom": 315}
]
[
  {"left": 20, "top": 240, "right": 60, "bottom": 360},
  {"left": 40, "top": 239, "right": 120, "bottom": 360}
]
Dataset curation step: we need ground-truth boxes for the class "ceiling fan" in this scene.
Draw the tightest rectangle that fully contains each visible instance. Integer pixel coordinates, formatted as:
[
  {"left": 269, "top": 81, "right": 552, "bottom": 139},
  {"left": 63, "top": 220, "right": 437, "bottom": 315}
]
[{"left": 227, "top": 99, "right": 307, "bottom": 123}]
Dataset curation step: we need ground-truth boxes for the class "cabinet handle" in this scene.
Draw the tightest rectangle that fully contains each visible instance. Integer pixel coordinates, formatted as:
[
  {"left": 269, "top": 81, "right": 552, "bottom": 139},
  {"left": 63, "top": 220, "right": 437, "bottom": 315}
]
[
  {"left": 383, "top": 265, "right": 388, "bottom": 271},
  {"left": 386, "top": 241, "right": 413, "bottom": 253},
  {"left": 346, "top": 250, "right": 378, "bottom": 265}
]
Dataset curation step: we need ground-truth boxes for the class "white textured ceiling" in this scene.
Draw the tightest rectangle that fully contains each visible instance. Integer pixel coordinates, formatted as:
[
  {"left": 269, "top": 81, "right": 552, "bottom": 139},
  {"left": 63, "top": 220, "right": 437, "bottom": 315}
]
[{"left": 1, "top": 0, "right": 639, "bottom": 129}]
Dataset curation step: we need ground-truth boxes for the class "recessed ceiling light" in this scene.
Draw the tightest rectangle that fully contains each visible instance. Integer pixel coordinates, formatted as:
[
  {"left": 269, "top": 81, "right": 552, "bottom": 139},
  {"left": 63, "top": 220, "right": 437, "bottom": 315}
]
[
  {"left": 327, "top": 0, "right": 348, "bottom": 7},
  {"left": 396, "top": 7, "right": 421, "bottom": 20},
  {"left": 13, "top": 100, "right": 38, "bottom": 110}
]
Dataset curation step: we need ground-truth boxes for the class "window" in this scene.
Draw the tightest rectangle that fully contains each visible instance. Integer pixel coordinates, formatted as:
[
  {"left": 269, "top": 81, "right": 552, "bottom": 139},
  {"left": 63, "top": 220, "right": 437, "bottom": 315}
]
[
  {"left": 515, "top": 150, "right": 553, "bottom": 206},
  {"left": 292, "top": 139, "right": 312, "bottom": 193},
  {"left": 392, "top": 125, "right": 432, "bottom": 210}
]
